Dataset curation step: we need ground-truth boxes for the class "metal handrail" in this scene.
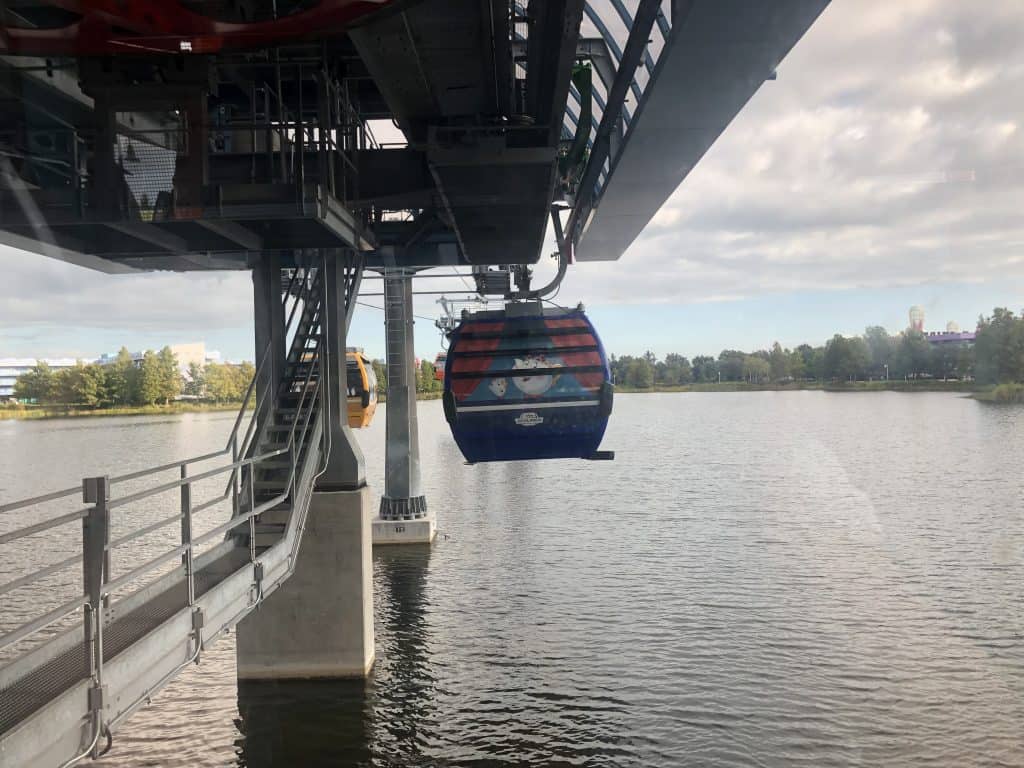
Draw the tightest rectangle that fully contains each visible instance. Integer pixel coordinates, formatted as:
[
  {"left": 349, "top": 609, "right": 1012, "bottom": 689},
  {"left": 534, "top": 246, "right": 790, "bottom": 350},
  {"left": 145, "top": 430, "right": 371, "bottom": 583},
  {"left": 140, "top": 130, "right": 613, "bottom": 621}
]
[
  {"left": 0, "top": 485, "right": 81, "bottom": 515},
  {"left": 0, "top": 267, "right": 324, "bottom": 657},
  {"left": 59, "top": 267, "right": 312, "bottom": 500},
  {"left": 0, "top": 508, "right": 89, "bottom": 545},
  {"left": 0, "top": 595, "right": 87, "bottom": 653}
]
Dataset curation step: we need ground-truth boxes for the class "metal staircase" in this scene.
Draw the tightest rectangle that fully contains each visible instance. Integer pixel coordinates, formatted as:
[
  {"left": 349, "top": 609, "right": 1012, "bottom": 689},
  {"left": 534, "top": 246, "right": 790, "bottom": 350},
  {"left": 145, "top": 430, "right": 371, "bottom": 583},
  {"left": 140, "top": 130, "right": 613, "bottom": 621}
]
[
  {"left": 0, "top": 265, "right": 329, "bottom": 768},
  {"left": 242, "top": 267, "right": 325, "bottom": 553}
]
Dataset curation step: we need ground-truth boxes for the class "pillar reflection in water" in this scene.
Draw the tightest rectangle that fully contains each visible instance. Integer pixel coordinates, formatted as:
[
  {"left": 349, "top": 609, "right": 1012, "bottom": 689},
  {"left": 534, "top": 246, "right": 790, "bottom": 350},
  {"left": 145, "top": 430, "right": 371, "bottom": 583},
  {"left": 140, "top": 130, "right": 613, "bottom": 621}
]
[
  {"left": 235, "top": 545, "right": 433, "bottom": 766},
  {"left": 371, "top": 544, "right": 436, "bottom": 755},
  {"left": 235, "top": 677, "right": 372, "bottom": 767}
]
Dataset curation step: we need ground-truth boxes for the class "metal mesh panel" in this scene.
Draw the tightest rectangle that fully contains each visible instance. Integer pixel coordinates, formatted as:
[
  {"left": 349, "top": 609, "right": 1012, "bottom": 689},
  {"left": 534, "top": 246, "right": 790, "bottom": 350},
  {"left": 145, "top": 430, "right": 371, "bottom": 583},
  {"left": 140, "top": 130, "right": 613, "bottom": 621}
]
[
  {"left": 0, "top": 547, "right": 250, "bottom": 735},
  {"left": 113, "top": 133, "right": 183, "bottom": 222}
]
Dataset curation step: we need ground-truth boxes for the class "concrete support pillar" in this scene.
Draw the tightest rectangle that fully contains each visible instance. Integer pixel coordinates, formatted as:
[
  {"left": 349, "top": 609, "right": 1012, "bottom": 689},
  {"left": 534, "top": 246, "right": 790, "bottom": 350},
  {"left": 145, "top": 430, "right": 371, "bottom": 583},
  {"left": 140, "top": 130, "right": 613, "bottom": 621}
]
[
  {"left": 374, "top": 269, "right": 436, "bottom": 544},
  {"left": 318, "top": 254, "right": 365, "bottom": 491},
  {"left": 237, "top": 252, "right": 375, "bottom": 681},
  {"left": 236, "top": 487, "right": 374, "bottom": 679}
]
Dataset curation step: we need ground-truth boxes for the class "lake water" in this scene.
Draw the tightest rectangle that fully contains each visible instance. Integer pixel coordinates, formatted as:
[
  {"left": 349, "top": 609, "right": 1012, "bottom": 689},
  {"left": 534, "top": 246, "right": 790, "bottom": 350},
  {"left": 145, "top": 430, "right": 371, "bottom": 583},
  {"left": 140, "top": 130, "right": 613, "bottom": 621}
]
[{"left": 1, "top": 393, "right": 1022, "bottom": 767}]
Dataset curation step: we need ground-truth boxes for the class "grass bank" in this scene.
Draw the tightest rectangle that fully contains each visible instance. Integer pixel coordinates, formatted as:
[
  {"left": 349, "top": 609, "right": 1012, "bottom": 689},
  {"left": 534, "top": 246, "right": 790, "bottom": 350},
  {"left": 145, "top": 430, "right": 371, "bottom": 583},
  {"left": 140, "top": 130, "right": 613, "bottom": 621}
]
[
  {"left": 0, "top": 401, "right": 243, "bottom": 421},
  {"left": 972, "top": 383, "right": 1024, "bottom": 403},
  {"left": 377, "top": 391, "right": 443, "bottom": 403},
  {"left": 1, "top": 391, "right": 446, "bottom": 420}
]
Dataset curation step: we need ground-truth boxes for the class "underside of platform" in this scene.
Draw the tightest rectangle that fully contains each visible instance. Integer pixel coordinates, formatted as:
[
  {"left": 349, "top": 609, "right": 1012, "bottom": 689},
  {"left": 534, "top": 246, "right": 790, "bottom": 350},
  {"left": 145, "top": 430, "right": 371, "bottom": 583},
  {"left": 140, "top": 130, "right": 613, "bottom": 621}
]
[{"left": 0, "top": 1, "right": 829, "bottom": 272}]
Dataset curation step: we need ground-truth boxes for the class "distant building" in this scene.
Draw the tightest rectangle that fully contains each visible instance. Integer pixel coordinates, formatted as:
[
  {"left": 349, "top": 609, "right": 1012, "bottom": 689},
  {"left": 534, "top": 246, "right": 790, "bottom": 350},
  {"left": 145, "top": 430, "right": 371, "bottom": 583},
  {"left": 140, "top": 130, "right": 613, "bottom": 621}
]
[
  {"left": 925, "top": 330, "right": 976, "bottom": 346},
  {"left": 909, "top": 305, "right": 925, "bottom": 332},
  {"left": 0, "top": 358, "right": 78, "bottom": 400}
]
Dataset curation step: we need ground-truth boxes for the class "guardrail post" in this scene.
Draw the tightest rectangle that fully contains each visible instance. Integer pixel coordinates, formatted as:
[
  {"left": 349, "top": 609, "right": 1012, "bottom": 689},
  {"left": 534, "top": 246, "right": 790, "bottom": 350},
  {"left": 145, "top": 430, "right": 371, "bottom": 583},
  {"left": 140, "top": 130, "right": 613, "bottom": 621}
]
[
  {"left": 231, "top": 434, "right": 240, "bottom": 516},
  {"left": 248, "top": 464, "right": 257, "bottom": 563},
  {"left": 180, "top": 464, "right": 195, "bottom": 606},
  {"left": 82, "top": 475, "right": 109, "bottom": 754}
]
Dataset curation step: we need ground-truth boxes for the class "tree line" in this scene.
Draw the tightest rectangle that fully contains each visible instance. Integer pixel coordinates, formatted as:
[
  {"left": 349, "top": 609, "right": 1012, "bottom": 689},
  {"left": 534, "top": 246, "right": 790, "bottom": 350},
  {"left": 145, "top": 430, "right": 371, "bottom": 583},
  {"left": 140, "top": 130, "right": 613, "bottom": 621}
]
[
  {"left": 369, "top": 358, "right": 442, "bottom": 394},
  {"left": 609, "top": 307, "right": 1024, "bottom": 389},
  {"left": 13, "top": 347, "right": 255, "bottom": 407}
]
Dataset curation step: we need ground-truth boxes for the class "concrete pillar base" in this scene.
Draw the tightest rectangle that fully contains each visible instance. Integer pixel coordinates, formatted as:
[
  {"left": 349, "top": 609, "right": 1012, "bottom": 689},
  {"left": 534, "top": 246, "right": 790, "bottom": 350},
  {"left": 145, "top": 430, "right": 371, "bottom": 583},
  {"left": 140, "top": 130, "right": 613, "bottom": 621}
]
[
  {"left": 236, "top": 487, "right": 374, "bottom": 680},
  {"left": 372, "top": 514, "right": 437, "bottom": 545}
]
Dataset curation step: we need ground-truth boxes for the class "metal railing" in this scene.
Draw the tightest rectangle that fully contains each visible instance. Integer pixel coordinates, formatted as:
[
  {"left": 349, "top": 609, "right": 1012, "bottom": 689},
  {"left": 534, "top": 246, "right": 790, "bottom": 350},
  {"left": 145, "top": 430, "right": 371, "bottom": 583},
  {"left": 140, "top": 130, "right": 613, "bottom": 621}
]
[
  {"left": 0, "top": 267, "right": 326, "bottom": 763},
  {"left": 0, "top": 109, "right": 360, "bottom": 224}
]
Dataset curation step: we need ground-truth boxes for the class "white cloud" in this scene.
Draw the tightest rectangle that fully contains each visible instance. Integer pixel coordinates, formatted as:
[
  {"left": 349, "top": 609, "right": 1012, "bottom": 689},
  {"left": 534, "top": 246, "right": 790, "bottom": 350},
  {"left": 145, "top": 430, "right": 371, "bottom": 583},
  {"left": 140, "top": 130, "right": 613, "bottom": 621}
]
[{"left": 559, "top": 0, "right": 1024, "bottom": 307}]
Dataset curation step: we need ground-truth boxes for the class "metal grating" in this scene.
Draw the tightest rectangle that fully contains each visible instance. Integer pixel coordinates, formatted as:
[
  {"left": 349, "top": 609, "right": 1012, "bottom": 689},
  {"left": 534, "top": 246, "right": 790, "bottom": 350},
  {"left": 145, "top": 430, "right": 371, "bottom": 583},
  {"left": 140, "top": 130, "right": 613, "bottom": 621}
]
[{"left": 0, "top": 545, "right": 256, "bottom": 735}]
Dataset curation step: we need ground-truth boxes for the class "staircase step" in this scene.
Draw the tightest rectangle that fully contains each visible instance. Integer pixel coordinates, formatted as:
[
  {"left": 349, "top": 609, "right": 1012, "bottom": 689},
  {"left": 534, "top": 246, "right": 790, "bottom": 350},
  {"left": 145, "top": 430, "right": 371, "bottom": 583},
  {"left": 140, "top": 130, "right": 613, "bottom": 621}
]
[
  {"left": 256, "top": 458, "right": 293, "bottom": 471},
  {"left": 243, "top": 522, "right": 287, "bottom": 548}
]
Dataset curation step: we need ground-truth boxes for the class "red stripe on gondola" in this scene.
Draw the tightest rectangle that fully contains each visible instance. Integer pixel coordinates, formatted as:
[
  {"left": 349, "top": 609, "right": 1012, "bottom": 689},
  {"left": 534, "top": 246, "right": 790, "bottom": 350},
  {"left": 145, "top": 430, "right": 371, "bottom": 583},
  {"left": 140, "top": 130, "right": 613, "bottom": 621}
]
[
  {"left": 550, "top": 333, "right": 596, "bottom": 348},
  {"left": 459, "top": 337, "right": 507, "bottom": 352},
  {"left": 544, "top": 318, "right": 589, "bottom": 329},
  {"left": 449, "top": 353, "right": 491, "bottom": 398},
  {"left": 558, "top": 351, "right": 603, "bottom": 367},
  {"left": 575, "top": 372, "right": 605, "bottom": 389},
  {"left": 450, "top": 324, "right": 501, "bottom": 398}
]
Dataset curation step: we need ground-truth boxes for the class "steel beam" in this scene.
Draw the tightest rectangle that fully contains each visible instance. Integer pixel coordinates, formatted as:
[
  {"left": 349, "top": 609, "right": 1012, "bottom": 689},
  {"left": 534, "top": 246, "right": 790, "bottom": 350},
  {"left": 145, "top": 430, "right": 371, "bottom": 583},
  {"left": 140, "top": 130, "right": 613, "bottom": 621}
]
[
  {"left": 569, "top": 0, "right": 661, "bottom": 241},
  {"left": 253, "top": 252, "right": 286, "bottom": 418}
]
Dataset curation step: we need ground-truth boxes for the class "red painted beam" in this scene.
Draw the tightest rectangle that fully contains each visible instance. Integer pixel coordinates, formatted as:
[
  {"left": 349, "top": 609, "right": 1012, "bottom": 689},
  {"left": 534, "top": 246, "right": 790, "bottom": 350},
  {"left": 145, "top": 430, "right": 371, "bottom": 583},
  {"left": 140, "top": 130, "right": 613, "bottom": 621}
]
[{"left": 0, "top": 0, "right": 394, "bottom": 56}]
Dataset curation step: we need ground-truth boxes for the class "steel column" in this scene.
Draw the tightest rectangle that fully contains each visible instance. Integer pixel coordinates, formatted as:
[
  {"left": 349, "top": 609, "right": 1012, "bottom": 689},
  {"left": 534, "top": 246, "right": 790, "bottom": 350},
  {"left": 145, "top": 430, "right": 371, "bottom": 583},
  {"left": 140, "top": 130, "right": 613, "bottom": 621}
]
[
  {"left": 252, "top": 252, "right": 286, "bottom": 419},
  {"left": 380, "top": 269, "right": 426, "bottom": 520}
]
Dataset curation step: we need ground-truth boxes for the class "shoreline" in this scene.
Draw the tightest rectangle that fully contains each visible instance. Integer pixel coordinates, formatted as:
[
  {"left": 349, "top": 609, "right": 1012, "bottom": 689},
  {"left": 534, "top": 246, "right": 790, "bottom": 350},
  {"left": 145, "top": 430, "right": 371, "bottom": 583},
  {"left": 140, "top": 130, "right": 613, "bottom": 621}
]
[
  {"left": 0, "top": 401, "right": 244, "bottom": 421},
  {"left": 0, "top": 391, "right": 447, "bottom": 420},
  {"left": 4, "top": 382, "right": 1017, "bottom": 420},
  {"left": 613, "top": 381, "right": 986, "bottom": 395}
]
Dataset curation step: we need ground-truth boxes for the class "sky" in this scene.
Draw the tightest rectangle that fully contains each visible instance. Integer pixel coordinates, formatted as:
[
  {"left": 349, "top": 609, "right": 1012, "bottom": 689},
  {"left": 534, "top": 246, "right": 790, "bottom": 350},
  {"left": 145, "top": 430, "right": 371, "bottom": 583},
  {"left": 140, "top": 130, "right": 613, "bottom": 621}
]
[{"left": 2, "top": 0, "right": 1024, "bottom": 363}]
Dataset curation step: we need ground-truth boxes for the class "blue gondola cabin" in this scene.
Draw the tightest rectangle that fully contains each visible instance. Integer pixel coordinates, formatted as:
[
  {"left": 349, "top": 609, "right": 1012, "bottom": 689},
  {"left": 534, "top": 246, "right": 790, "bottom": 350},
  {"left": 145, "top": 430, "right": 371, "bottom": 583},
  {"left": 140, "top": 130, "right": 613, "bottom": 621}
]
[{"left": 443, "top": 302, "right": 613, "bottom": 462}]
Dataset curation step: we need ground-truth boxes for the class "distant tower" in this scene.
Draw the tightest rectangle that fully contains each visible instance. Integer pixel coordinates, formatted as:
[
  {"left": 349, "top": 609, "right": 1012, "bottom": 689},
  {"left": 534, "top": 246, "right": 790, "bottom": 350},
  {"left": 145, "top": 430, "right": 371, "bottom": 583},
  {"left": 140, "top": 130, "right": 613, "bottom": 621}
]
[
  {"left": 946, "top": 320, "right": 960, "bottom": 333},
  {"left": 909, "top": 305, "right": 925, "bottom": 332}
]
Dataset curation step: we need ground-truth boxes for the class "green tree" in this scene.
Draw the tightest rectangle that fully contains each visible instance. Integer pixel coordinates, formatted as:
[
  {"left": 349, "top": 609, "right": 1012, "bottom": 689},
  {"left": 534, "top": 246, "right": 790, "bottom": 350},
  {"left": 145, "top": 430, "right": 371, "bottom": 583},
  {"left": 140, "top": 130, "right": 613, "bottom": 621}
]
[
  {"left": 55, "top": 361, "right": 106, "bottom": 406},
  {"left": 863, "top": 326, "right": 894, "bottom": 378},
  {"left": 742, "top": 355, "right": 771, "bottom": 383},
  {"left": 769, "top": 342, "right": 790, "bottom": 381},
  {"left": 104, "top": 347, "right": 138, "bottom": 405},
  {"left": 794, "top": 344, "right": 822, "bottom": 380},
  {"left": 929, "top": 343, "right": 961, "bottom": 381},
  {"left": 691, "top": 355, "right": 718, "bottom": 383},
  {"left": 624, "top": 357, "right": 654, "bottom": 388},
  {"left": 893, "top": 330, "right": 932, "bottom": 379},
  {"left": 155, "top": 346, "right": 181, "bottom": 404},
  {"left": 788, "top": 349, "right": 806, "bottom": 380},
  {"left": 656, "top": 353, "right": 692, "bottom": 386},
  {"left": 975, "top": 308, "right": 1024, "bottom": 384},
  {"left": 204, "top": 362, "right": 237, "bottom": 403},
  {"left": 13, "top": 361, "right": 57, "bottom": 403},
  {"left": 824, "top": 335, "right": 870, "bottom": 381},
  {"left": 137, "top": 350, "right": 164, "bottom": 405},
  {"left": 371, "top": 359, "right": 387, "bottom": 393},
  {"left": 717, "top": 350, "right": 746, "bottom": 381},
  {"left": 235, "top": 361, "right": 256, "bottom": 403},
  {"left": 956, "top": 345, "right": 974, "bottom": 380},
  {"left": 183, "top": 361, "right": 205, "bottom": 398},
  {"left": 416, "top": 359, "right": 439, "bottom": 393},
  {"left": 610, "top": 354, "right": 634, "bottom": 385},
  {"left": 809, "top": 347, "right": 826, "bottom": 380}
]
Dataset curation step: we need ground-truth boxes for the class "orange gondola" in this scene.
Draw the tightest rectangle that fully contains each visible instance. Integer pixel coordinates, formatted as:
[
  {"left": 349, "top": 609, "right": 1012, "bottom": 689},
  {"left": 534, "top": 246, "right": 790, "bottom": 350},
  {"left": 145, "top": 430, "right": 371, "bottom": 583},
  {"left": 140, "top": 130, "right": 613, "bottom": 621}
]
[{"left": 346, "top": 348, "right": 377, "bottom": 428}]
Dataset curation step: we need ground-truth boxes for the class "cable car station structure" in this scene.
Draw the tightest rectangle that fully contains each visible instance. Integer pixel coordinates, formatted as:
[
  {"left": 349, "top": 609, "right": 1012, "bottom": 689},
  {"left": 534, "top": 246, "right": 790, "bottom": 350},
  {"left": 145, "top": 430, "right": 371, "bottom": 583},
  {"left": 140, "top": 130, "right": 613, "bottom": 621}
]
[{"left": 0, "top": 2, "right": 829, "bottom": 765}]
